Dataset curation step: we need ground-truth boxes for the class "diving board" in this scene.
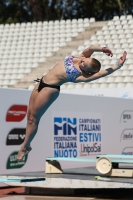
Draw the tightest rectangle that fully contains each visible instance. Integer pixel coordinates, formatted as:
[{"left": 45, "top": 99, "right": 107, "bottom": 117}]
[
  {"left": 46, "top": 157, "right": 97, "bottom": 162},
  {"left": 97, "top": 154, "right": 133, "bottom": 159},
  {"left": 46, "top": 155, "right": 133, "bottom": 177},
  {"left": 0, "top": 177, "right": 45, "bottom": 183}
]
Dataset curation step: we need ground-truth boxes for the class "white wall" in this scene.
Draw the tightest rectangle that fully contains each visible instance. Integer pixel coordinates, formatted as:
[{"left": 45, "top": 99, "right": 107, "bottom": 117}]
[
  {"left": 61, "top": 88, "right": 133, "bottom": 99},
  {"left": 0, "top": 88, "right": 133, "bottom": 186}
]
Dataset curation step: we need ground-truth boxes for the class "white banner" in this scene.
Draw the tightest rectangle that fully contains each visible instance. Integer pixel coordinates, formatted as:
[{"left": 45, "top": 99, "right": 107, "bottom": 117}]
[
  {"left": 0, "top": 88, "right": 133, "bottom": 186},
  {"left": 61, "top": 88, "right": 133, "bottom": 99}
]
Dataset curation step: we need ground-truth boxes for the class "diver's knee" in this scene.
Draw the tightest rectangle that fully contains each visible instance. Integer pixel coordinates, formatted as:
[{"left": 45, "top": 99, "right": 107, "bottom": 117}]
[{"left": 27, "top": 111, "right": 39, "bottom": 125}]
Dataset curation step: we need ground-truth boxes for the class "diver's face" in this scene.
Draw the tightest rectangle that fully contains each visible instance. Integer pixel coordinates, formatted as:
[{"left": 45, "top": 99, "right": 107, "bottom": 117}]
[{"left": 79, "top": 58, "right": 95, "bottom": 74}]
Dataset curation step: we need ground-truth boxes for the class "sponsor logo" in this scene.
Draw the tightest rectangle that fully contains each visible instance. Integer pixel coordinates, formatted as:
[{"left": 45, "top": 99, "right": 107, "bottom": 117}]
[
  {"left": 79, "top": 143, "right": 101, "bottom": 156},
  {"left": 123, "top": 133, "right": 133, "bottom": 140},
  {"left": 122, "top": 147, "right": 133, "bottom": 155},
  {"left": 6, "top": 128, "right": 26, "bottom": 145},
  {"left": 54, "top": 117, "right": 77, "bottom": 136},
  {"left": 79, "top": 117, "right": 102, "bottom": 157},
  {"left": 123, "top": 114, "right": 131, "bottom": 120},
  {"left": 121, "top": 92, "right": 133, "bottom": 99},
  {"left": 54, "top": 117, "right": 77, "bottom": 157},
  {"left": 53, "top": 114, "right": 102, "bottom": 158},
  {"left": 6, "top": 105, "right": 27, "bottom": 122},
  {"left": 120, "top": 110, "right": 133, "bottom": 123},
  {"left": 122, "top": 92, "right": 130, "bottom": 98},
  {"left": 6, "top": 151, "right": 28, "bottom": 169},
  {"left": 120, "top": 129, "right": 133, "bottom": 141},
  {"left": 114, "top": 170, "right": 125, "bottom": 174}
]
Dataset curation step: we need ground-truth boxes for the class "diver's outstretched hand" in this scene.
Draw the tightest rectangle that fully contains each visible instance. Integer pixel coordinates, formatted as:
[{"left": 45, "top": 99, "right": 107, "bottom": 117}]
[
  {"left": 116, "top": 51, "right": 127, "bottom": 69},
  {"left": 102, "top": 47, "right": 113, "bottom": 57}
]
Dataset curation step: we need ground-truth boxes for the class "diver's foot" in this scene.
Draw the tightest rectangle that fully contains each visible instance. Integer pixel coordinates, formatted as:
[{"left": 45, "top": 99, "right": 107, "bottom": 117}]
[{"left": 17, "top": 146, "right": 32, "bottom": 161}]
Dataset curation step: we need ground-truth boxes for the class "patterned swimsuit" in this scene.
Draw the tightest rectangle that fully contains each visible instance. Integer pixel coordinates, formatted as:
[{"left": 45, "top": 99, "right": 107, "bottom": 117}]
[
  {"left": 64, "top": 56, "right": 81, "bottom": 82},
  {"left": 35, "top": 56, "right": 80, "bottom": 92}
]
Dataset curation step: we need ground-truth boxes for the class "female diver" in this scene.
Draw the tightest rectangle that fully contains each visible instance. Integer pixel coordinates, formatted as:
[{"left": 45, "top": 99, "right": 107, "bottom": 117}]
[{"left": 17, "top": 45, "right": 127, "bottom": 160}]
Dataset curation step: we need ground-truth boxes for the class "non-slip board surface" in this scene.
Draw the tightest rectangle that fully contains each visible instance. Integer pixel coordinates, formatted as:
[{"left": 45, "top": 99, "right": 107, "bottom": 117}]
[{"left": 1, "top": 167, "right": 133, "bottom": 184}]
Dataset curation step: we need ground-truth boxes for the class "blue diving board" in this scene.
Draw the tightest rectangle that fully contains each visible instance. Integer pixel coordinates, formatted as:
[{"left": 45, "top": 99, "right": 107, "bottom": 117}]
[
  {"left": 0, "top": 178, "right": 45, "bottom": 183},
  {"left": 0, "top": 178, "right": 20, "bottom": 182},
  {"left": 97, "top": 154, "right": 133, "bottom": 159},
  {"left": 109, "top": 159, "right": 133, "bottom": 164},
  {"left": 46, "top": 157, "right": 133, "bottom": 164},
  {"left": 46, "top": 157, "right": 97, "bottom": 162}
]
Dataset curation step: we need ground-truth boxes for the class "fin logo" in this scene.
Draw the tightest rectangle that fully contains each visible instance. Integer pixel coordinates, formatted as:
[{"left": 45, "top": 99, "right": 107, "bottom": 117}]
[
  {"left": 54, "top": 117, "right": 77, "bottom": 136},
  {"left": 6, "top": 105, "right": 27, "bottom": 122}
]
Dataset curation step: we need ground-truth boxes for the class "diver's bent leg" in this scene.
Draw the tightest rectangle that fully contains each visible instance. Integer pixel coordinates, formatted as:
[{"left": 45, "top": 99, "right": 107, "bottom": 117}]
[
  {"left": 17, "top": 87, "right": 59, "bottom": 160},
  {"left": 17, "top": 110, "right": 40, "bottom": 161},
  {"left": 22, "top": 88, "right": 59, "bottom": 148},
  {"left": 21, "top": 110, "right": 40, "bottom": 149}
]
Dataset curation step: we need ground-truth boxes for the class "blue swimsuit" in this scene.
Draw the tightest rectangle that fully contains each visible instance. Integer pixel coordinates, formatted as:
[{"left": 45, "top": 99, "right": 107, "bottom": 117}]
[{"left": 64, "top": 56, "right": 81, "bottom": 82}]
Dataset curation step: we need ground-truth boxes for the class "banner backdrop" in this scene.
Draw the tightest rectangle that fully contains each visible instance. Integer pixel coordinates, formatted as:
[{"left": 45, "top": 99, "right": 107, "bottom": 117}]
[
  {"left": 52, "top": 112, "right": 102, "bottom": 158},
  {"left": 0, "top": 88, "right": 133, "bottom": 186},
  {"left": 61, "top": 88, "right": 133, "bottom": 99}
]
